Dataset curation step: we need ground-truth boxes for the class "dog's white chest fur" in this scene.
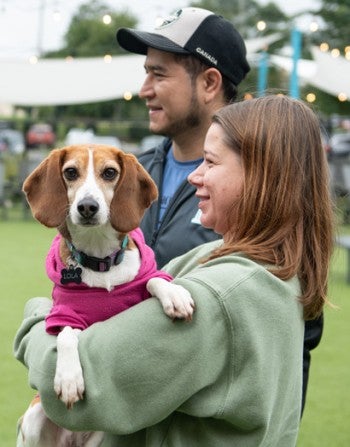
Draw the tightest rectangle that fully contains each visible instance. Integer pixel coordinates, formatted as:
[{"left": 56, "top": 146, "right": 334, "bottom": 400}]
[{"left": 71, "top": 248, "right": 141, "bottom": 291}]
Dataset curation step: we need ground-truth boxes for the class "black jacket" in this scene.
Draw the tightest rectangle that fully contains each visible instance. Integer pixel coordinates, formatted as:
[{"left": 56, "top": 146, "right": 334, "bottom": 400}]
[
  {"left": 138, "top": 137, "right": 323, "bottom": 415},
  {"left": 138, "top": 138, "right": 220, "bottom": 269}
]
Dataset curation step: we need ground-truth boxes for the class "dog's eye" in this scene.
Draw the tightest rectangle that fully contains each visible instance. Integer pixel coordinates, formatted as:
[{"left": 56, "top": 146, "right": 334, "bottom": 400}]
[
  {"left": 63, "top": 167, "right": 79, "bottom": 181},
  {"left": 102, "top": 168, "right": 117, "bottom": 181}
]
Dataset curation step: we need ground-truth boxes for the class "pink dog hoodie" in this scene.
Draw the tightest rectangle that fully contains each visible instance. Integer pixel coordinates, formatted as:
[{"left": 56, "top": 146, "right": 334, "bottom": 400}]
[{"left": 45, "top": 228, "right": 172, "bottom": 335}]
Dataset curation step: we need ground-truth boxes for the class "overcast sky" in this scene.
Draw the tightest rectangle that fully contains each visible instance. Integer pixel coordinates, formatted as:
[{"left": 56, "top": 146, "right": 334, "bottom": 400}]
[{"left": 0, "top": 0, "right": 320, "bottom": 59}]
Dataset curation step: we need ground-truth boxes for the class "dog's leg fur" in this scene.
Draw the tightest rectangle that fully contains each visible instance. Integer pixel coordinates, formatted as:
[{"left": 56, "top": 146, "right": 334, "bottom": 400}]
[
  {"left": 19, "top": 401, "right": 58, "bottom": 446},
  {"left": 19, "top": 399, "right": 104, "bottom": 446},
  {"left": 54, "top": 327, "right": 84, "bottom": 408},
  {"left": 147, "top": 278, "right": 195, "bottom": 321},
  {"left": 58, "top": 430, "right": 104, "bottom": 447}
]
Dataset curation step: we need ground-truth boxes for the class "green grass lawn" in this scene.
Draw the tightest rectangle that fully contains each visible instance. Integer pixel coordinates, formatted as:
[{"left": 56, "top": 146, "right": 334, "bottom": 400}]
[
  {"left": 0, "top": 215, "right": 55, "bottom": 445},
  {"left": 297, "top": 243, "right": 350, "bottom": 447},
  {"left": 1, "top": 212, "right": 349, "bottom": 446}
]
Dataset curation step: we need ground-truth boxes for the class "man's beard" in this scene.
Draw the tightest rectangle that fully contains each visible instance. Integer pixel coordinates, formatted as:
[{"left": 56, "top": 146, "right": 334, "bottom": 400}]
[{"left": 153, "top": 92, "right": 201, "bottom": 138}]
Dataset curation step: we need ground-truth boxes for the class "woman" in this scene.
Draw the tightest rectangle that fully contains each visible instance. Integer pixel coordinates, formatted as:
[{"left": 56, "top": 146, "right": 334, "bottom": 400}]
[{"left": 15, "top": 95, "right": 334, "bottom": 446}]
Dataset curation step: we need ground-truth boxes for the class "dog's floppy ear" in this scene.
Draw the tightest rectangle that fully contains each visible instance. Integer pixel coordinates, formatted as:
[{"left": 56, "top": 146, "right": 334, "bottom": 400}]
[
  {"left": 22, "top": 148, "right": 68, "bottom": 227},
  {"left": 110, "top": 152, "right": 158, "bottom": 232}
]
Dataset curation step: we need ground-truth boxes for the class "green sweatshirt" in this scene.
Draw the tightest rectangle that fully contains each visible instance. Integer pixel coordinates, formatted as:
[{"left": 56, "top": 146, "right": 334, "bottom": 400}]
[{"left": 14, "top": 240, "right": 304, "bottom": 446}]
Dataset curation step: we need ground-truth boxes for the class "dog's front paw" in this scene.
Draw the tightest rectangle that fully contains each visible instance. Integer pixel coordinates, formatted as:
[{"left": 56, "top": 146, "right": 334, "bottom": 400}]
[
  {"left": 147, "top": 278, "right": 195, "bottom": 321},
  {"left": 55, "top": 327, "right": 85, "bottom": 409},
  {"left": 54, "top": 363, "right": 85, "bottom": 409}
]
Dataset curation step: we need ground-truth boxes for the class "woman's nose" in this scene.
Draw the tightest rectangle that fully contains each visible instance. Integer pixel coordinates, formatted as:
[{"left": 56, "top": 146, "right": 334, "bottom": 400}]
[{"left": 188, "top": 164, "right": 204, "bottom": 186}]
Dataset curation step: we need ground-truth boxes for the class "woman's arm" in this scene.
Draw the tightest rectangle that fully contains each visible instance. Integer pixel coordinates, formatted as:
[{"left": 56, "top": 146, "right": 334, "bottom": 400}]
[{"left": 14, "top": 278, "right": 227, "bottom": 435}]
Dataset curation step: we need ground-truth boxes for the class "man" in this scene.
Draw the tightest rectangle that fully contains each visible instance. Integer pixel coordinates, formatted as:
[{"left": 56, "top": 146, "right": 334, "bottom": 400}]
[
  {"left": 117, "top": 7, "right": 249, "bottom": 267},
  {"left": 116, "top": 6, "right": 322, "bottom": 414}
]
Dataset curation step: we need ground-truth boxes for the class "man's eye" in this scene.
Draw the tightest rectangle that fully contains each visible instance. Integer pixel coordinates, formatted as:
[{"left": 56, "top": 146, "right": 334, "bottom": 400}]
[
  {"left": 102, "top": 168, "right": 117, "bottom": 180},
  {"left": 63, "top": 167, "right": 79, "bottom": 180}
]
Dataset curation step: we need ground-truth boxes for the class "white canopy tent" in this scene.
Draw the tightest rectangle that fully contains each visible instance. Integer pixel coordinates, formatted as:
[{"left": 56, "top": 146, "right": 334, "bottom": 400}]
[
  {"left": 0, "top": 34, "right": 283, "bottom": 107},
  {"left": 269, "top": 47, "right": 350, "bottom": 100},
  {"left": 309, "top": 47, "right": 350, "bottom": 99},
  {"left": 269, "top": 54, "right": 317, "bottom": 84},
  {"left": 0, "top": 38, "right": 349, "bottom": 107},
  {"left": 0, "top": 54, "right": 146, "bottom": 106}
]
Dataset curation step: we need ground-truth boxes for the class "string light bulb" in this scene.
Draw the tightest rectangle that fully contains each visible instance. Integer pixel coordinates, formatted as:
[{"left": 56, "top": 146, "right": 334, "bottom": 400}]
[
  {"left": 102, "top": 14, "right": 112, "bottom": 25},
  {"left": 256, "top": 20, "right": 266, "bottom": 31},
  {"left": 320, "top": 42, "right": 329, "bottom": 52},
  {"left": 123, "top": 91, "right": 133, "bottom": 101},
  {"left": 306, "top": 93, "right": 316, "bottom": 103},
  {"left": 309, "top": 21, "right": 318, "bottom": 32}
]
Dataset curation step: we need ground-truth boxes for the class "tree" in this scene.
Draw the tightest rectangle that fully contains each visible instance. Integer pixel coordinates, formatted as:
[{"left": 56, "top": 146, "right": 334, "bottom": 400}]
[
  {"left": 45, "top": 0, "right": 137, "bottom": 58},
  {"left": 190, "top": 0, "right": 288, "bottom": 39},
  {"left": 297, "top": 0, "right": 350, "bottom": 116},
  {"left": 315, "top": 0, "right": 350, "bottom": 50},
  {"left": 36, "top": 0, "right": 148, "bottom": 134}
]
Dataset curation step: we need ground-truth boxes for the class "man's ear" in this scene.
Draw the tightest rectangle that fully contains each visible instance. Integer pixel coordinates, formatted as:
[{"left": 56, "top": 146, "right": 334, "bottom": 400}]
[{"left": 200, "top": 68, "right": 223, "bottom": 102}]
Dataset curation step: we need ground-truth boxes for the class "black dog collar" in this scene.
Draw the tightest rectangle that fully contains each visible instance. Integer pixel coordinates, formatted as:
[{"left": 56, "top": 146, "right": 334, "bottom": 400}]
[{"left": 65, "top": 236, "right": 129, "bottom": 272}]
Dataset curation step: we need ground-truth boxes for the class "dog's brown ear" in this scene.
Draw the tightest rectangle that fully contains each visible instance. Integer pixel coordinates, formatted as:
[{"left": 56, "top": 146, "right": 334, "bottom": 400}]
[
  {"left": 22, "top": 148, "right": 68, "bottom": 227},
  {"left": 110, "top": 153, "right": 158, "bottom": 232}
]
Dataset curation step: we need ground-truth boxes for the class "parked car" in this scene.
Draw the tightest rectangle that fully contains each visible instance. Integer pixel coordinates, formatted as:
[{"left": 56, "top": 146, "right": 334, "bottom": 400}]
[
  {"left": 64, "top": 128, "right": 121, "bottom": 148},
  {"left": 0, "top": 129, "right": 25, "bottom": 154},
  {"left": 91, "top": 135, "right": 122, "bottom": 147},
  {"left": 65, "top": 128, "right": 95, "bottom": 146},
  {"left": 26, "top": 123, "right": 56, "bottom": 148}
]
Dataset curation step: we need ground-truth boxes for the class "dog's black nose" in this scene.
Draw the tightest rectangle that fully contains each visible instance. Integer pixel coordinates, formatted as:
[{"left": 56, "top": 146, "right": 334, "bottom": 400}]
[{"left": 77, "top": 198, "right": 99, "bottom": 218}]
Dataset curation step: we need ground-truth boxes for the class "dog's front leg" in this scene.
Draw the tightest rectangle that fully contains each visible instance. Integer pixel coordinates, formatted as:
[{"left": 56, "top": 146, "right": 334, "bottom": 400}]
[
  {"left": 54, "top": 326, "right": 84, "bottom": 409},
  {"left": 147, "top": 278, "right": 195, "bottom": 321}
]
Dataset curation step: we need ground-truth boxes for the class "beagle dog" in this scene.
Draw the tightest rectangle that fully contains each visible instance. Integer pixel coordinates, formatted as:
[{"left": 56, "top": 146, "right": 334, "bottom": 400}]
[{"left": 19, "top": 144, "right": 194, "bottom": 447}]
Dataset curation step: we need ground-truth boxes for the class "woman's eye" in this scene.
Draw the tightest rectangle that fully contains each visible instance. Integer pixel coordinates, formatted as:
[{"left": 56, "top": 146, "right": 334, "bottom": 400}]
[
  {"left": 102, "top": 168, "right": 117, "bottom": 180},
  {"left": 63, "top": 167, "right": 79, "bottom": 181}
]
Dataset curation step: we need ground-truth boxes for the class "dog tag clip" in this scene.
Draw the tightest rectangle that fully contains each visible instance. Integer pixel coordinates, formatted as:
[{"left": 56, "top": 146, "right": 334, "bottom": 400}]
[{"left": 61, "top": 266, "right": 82, "bottom": 285}]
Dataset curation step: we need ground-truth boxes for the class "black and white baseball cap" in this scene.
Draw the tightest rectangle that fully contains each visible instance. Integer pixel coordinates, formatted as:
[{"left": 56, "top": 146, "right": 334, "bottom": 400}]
[{"left": 116, "top": 7, "right": 250, "bottom": 86}]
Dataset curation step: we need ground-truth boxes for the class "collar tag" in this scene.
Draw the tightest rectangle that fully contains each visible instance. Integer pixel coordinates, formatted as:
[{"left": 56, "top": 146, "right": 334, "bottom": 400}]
[{"left": 61, "top": 265, "right": 82, "bottom": 284}]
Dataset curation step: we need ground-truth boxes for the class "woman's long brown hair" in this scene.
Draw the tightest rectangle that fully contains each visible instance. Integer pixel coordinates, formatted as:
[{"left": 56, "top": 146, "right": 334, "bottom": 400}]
[{"left": 206, "top": 95, "right": 335, "bottom": 320}]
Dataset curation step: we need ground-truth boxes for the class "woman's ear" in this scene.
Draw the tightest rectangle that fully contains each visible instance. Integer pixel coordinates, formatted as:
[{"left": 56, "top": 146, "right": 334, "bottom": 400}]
[{"left": 22, "top": 148, "right": 68, "bottom": 227}]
